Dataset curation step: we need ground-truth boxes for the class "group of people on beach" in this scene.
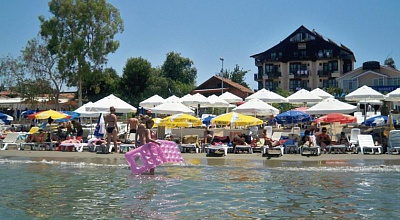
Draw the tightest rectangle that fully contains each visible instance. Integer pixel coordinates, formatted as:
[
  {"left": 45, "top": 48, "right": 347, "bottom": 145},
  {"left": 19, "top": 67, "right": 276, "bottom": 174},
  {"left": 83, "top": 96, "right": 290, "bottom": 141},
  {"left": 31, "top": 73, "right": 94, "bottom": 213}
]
[{"left": 105, "top": 106, "right": 160, "bottom": 174}]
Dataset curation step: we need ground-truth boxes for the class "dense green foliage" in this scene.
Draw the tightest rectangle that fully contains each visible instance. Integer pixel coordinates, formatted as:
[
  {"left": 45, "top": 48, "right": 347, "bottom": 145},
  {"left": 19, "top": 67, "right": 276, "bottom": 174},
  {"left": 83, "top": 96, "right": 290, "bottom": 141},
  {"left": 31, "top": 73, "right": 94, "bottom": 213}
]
[{"left": 39, "top": 0, "right": 124, "bottom": 105}]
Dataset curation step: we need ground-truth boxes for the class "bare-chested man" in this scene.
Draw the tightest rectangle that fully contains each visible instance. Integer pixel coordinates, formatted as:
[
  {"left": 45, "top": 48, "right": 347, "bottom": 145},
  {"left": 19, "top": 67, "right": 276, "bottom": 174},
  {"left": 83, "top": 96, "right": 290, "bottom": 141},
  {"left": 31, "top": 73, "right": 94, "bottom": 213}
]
[
  {"left": 105, "top": 106, "right": 118, "bottom": 152},
  {"left": 127, "top": 116, "right": 139, "bottom": 134}
]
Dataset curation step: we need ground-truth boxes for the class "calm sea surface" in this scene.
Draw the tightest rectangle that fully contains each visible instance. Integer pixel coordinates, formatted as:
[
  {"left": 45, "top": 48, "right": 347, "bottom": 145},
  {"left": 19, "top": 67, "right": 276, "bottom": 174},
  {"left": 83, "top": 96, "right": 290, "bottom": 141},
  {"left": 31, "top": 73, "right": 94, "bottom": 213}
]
[{"left": 1, "top": 157, "right": 400, "bottom": 219}]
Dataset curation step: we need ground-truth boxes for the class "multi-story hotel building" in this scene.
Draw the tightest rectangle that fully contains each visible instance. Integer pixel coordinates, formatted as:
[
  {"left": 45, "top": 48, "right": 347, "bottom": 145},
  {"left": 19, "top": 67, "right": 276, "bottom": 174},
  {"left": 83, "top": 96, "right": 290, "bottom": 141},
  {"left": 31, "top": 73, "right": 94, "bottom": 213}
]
[{"left": 251, "top": 25, "right": 356, "bottom": 92}]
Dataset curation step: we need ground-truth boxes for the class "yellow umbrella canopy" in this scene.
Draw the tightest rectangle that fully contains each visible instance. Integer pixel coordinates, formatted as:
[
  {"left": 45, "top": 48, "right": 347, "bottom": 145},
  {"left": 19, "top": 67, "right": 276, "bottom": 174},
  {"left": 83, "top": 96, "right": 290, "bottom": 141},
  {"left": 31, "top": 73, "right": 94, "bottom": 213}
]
[
  {"left": 211, "top": 112, "right": 263, "bottom": 127},
  {"left": 152, "top": 118, "right": 162, "bottom": 128},
  {"left": 159, "top": 113, "right": 202, "bottom": 128},
  {"left": 28, "top": 109, "right": 70, "bottom": 120}
]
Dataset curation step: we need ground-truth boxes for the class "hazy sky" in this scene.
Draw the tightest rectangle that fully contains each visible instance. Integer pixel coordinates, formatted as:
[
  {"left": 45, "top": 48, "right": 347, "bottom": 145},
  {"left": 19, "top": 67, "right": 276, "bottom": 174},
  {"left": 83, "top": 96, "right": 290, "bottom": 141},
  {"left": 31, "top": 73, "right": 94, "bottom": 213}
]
[{"left": 1, "top": 0, "right": 399, "bottom": 91}]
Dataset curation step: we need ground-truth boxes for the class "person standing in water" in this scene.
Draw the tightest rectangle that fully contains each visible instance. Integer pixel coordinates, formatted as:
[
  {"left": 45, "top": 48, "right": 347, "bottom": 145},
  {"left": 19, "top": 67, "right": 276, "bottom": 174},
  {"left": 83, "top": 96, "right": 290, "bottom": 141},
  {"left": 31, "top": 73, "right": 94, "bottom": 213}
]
[
  {"left": 105, "top": 106, "right": 119, "bottom": 153},
  {"left": 136, "top": 116, "right": 160, "bottom": 175}
]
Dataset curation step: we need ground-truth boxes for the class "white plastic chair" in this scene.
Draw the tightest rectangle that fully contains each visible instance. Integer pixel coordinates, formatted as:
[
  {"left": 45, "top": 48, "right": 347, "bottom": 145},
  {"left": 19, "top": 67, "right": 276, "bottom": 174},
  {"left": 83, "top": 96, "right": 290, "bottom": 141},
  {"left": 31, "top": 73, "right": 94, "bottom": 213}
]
[
  {"left": 291, "top": 127, "right": 301, "bottom": 136},
  {"left": 300, "top": 135, "right": 321, "bottom": 155},
  {"left": 348, "top": 128, "right": 360, "bottom": 149},
  {"left": 0, "top": 133, "right": 21, "bottom": 150},
  {"left": 388, "top": 130, "right": 400, "bottom": 154},
  {"left": 357, "top": 134, "right": 382, "bottom": 154},
  {"left": 264, "top": 126, "right": 273, "bottom": 138}
]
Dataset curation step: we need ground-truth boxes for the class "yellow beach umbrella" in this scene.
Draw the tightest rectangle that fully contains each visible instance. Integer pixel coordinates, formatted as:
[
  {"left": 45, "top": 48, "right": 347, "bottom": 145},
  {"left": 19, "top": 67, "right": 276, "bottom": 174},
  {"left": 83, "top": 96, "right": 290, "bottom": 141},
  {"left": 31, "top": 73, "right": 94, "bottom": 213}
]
[
  {"left": 152, "top": 118, "right": 162, "bottom": 128},
  {"left": 159, "top": 113, "right": 202, "bottom": 128},
  {"left": 211, "top": 112, "right": 263, "bottom": 127},
  {"left": 28, "top": 109, "right": 70, "bottom": 120}
]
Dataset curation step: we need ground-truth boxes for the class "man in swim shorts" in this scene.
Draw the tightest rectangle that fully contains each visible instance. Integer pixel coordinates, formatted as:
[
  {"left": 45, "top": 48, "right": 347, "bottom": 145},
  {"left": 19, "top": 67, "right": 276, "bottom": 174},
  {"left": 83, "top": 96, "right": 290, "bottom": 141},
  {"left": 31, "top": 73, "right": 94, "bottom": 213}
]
[{"left": 127, "top": 116, "right": 139, "bottom": 134}]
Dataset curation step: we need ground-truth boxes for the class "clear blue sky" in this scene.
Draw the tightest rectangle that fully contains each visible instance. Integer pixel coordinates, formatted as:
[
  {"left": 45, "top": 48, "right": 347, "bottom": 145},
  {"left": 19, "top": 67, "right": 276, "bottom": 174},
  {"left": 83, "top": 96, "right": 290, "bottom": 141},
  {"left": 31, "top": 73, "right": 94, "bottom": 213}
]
[{"left": 1, "top": 0, "right": 399, "bottom": 91}]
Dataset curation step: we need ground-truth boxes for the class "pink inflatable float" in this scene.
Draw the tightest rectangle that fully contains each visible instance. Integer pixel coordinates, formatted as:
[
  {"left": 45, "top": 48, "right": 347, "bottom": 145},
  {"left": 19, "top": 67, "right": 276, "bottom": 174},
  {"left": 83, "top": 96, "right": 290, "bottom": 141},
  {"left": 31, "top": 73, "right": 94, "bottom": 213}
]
[{"left": 125, "top": 140, "right": 183, "bottom": 175}]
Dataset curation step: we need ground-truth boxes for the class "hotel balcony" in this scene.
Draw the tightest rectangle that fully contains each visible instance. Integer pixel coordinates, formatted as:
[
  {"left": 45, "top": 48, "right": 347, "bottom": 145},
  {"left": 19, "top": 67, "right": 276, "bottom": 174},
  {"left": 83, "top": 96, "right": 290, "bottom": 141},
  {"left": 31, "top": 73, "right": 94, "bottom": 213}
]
[
  {"left": 317, "top": 70, "right": 342, "bottom": 78},
  {"left": 254, "top": 72, "right": 281, "bottom": 81}
]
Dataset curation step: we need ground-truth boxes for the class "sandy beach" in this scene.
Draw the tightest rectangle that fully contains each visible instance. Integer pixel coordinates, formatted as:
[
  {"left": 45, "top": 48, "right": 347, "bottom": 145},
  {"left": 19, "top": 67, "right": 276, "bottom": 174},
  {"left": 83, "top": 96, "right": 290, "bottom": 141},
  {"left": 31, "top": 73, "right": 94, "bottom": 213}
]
[{"left": 1, "top": 149, "right": 399, "bottom": 166}]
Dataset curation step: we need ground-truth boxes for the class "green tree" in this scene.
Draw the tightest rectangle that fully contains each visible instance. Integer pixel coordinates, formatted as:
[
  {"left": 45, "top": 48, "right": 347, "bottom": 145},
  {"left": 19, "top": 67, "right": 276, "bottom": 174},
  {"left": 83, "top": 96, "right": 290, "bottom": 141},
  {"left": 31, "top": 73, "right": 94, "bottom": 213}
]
[
  {"left": 0, "top": 55, "right": 54, "bottom": 108},
  {"left": 229, "top": 64, "right": 250, "bottom": 88},
  {"left": 384, "top": 57, "right": 397, "bottom": 69},
  {"left": 161, "top": 52, "right": 197, "bottom": 86},
  {"left": 82, "top": 67, "right": 120, "bottom": 102},
  {"left": 272, "top": 88, "right": 291, "bottom": 112},
  {"left": 22, "top": 37, "right": 67, "bottom": 110},
  {"left": 39, "top": 0, "right": 124, "bottom": 106},
  {"left": 120, "top": 57, "right": 153, "bottom": 106}
]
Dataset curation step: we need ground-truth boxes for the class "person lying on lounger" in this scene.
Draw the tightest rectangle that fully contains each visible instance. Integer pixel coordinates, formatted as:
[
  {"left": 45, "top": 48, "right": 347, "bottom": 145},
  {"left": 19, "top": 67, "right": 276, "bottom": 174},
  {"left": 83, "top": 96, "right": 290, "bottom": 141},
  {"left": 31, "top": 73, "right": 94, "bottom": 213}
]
[{"left": 28, "top": 129, "right": 45, "bottom": 143}]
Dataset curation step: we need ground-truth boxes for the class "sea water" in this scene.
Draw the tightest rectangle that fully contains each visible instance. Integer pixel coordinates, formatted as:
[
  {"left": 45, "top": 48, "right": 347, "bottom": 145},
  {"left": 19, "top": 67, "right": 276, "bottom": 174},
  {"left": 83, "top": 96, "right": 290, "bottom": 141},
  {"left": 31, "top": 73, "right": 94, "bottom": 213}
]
[{"left": 1, "top": 157, "right": 400, "bottom": 219}]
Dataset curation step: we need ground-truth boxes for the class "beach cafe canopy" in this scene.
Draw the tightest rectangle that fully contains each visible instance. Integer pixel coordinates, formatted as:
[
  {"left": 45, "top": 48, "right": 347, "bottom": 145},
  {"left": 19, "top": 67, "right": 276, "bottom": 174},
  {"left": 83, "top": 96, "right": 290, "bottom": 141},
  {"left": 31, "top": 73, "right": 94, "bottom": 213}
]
[
  {"left": 306, "top": 98, "right": 357, "bottom": 115},
  {"left": 232, "top": 98, "right": 279, "bottom": 116},
  {"left": 245, "top": 88, "right": 287, "bottom": 103},
  {"left": 139, "top": 94, "right": 165, "bottom": 108},
  {"left": 286, "top": 89, "right": 323, "bottom": 104},
  {"left": 85, "top": 94, "right": 137, "bottom": 113}
]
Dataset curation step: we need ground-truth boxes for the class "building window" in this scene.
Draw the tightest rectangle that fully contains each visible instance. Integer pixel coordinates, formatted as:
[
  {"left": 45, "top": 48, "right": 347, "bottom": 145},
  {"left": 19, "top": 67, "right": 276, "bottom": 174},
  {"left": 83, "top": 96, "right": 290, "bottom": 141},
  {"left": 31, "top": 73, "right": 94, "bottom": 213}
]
[
  {"left": 298, "top": 43, "right": 306, "bottom": 50},
  {"left": 289, "top": 63, "right": 301, "bottom": 74},
  {"left": 373, "top": 78, "right": 384, "bottom": 86},
  {"left": 265, "top": 81, "right": 279, "bottom": 91},
  {"left": 265, "top": 65, "right": 274, "bottom": 73},
  {"left": 289, "top": 79, "right": 307, "bottom": 91},
  {"left": 271, "top": 53, "right": 276, "bottom": 60},
  {"left": 323, "top": 78, "right": 338, "bottom": 88},
  {"left": 300, "top": 50, "right": 307, "bottom": 58},
  {"left": 343, "top": 79, "right": 357, "bottom": 91},
  {"left": 323, "top": 61, "right": 338, "bottom": 73},
  {"left": 388, "top": 77, "right": 400, "bottom": 86}
]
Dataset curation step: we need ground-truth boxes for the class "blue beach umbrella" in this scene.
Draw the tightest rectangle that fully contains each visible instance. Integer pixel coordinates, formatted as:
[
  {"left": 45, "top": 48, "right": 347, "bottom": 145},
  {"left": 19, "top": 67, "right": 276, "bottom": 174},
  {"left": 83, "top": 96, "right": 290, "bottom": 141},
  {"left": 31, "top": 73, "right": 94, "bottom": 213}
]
[
  {"left": 274, "top": 110, "right": 311, "bottom": 125},
  {"left": 202, "top": 115, "right": 215, "bottom": 126},
  {"left": 21, "top": 109, "right": 36, "bottom": 118},
  {"left": 55, "top": 111, "right": 81, "bottom": 122},
  {"left": 362, "top": 115, "right": 396, "bottom": 127}
]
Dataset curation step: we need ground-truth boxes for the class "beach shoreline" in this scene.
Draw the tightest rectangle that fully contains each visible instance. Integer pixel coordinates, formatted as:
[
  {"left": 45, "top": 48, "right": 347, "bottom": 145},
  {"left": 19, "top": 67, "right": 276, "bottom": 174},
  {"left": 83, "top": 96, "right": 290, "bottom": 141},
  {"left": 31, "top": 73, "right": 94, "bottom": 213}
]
[{"left": 1, "top": 149, "right": 400, "bottom": 166}]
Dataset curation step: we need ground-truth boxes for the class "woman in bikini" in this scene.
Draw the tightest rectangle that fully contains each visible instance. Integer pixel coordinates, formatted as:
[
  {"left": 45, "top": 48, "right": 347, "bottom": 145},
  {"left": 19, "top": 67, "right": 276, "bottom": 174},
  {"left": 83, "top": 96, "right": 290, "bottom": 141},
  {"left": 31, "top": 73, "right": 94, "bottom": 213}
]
[
  {"left": 105, "top": 106, "right": 119, "bottom": 152},
  {"left": 137, "top": 117, "right": 160, "bottom": 175}
]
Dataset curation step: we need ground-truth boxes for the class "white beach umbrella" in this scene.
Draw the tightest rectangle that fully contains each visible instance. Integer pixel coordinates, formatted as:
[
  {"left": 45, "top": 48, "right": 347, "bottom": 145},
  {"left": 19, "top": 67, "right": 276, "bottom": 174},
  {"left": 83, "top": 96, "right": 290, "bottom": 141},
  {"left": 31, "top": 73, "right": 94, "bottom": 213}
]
[
  {"left": 139, "top": 94, "right": 165, "bottom": 108},
  {"left": 150, "top": 101, "right": 194, "bottom": 115},
  {"left": 310, "top": 88, "right": 334, "bottom": 99},
  {"left": 345, "top": 85, "right": 384, "bottom": 101},
  {"left": 86, "top": 94, "right": 137, "bottom": 113},
  {"left": 245, "top": 88, "right": 287, "bottom": 103},
  {"left": 74, "top": 102, "right": 102, "bottom": 117},
  {"left": 219, "top": 91, "right": 242, "bottom": 103},
  {"left": 181, "top": 93, "right": 210, "bottom": 107},
  {"left": 286, "top": 89, "right": 323, "bottom": 103},
  {"left": 165, "top": 95, "right": 182, "bottom": 103},
  {"left": 306, "top": 98, "right": 357, "bottom": 115},
  {"left": 233, "top": 98, "right": 279, "bottom": 116},
  {"left": 385, "top": 88, "right": 400, "bottom": 101},
  {"left": 179, "top": 94, "right": 193, "bottom": 104},
  {"left": 204, "top": 94, "right": 230, "bottom": 107}
]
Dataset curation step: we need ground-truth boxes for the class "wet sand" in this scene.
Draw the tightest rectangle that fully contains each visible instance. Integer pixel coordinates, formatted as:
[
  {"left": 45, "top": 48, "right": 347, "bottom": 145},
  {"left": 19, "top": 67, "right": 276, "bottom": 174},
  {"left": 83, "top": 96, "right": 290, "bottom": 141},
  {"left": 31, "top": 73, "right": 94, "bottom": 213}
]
[{"left": 1, "top": 149, "right": 399, "bottom": 166}]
